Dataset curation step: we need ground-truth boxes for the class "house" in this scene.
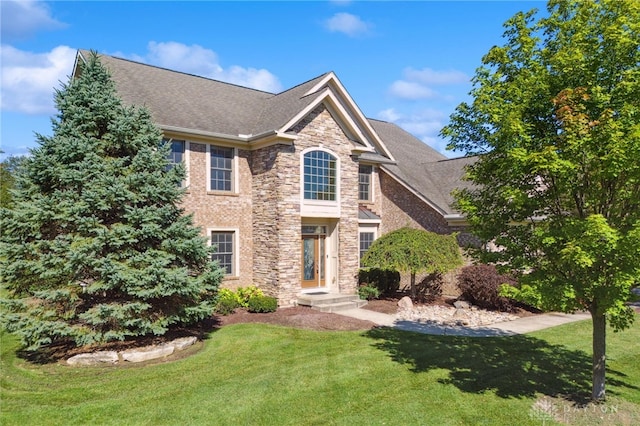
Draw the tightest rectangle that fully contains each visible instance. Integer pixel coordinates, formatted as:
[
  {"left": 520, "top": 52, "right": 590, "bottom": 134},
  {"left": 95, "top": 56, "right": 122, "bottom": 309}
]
[{"left": 72, "top": 50, "right": 474, "bottom": 307}]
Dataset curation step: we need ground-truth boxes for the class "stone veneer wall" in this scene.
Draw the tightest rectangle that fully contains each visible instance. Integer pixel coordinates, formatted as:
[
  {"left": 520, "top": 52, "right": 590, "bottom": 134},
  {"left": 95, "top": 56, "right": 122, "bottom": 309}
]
[
  {"left": 250, "top": 143, "right": 299, "bottom": 303},
  {"left": 180, "top": 142, "right": 254, "bottom": 290},
  {"left": 252, "top": 104, "right": 361, "bottom": 306}
]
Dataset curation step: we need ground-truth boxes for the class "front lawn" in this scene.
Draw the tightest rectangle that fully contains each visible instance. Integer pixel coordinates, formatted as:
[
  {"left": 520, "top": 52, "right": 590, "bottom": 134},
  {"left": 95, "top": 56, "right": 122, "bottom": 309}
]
[{"left": 1, "top": 316, "right": 638, "bottom": 425}]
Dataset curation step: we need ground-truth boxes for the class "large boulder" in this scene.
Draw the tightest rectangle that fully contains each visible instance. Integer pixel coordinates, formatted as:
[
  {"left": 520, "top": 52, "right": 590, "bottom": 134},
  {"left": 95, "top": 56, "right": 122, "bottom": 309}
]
[
  {"left": 398, "top": 296, "right": 413, "bottom": 310},
  {"left": 67, "top": 351, "right": 118, "bottom": 366},
  {"left": 121, "top": 343, "right": 175, "bottom": 363}
]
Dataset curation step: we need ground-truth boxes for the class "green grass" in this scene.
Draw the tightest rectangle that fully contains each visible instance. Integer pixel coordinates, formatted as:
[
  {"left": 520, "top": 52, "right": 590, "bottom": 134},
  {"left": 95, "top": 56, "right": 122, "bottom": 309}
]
[{"left": 1, "top": 317, "right": 639, "bottom": 425}]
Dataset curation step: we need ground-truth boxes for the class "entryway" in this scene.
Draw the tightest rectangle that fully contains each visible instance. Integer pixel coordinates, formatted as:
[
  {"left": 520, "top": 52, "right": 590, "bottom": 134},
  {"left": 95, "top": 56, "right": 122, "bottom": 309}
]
[{"left": 301, "top": 225, "right": 326, "bottom": 289}]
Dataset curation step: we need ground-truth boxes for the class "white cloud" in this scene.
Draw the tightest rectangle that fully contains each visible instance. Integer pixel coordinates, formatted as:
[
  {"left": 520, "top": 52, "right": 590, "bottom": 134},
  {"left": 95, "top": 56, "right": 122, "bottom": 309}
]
[
  {"left": 324, "top": 13, "right": 371, "bottom": 37},
  {"left": 0, "top": 0, "right": 66, "bottom": 40},
  {"left": 376, "top": 107, "right": 451, "bottom": 153},
  {"left": 377, "top": 108, "right": 402, "bottom": 122},
  {"left": 403, "top": 67, "right": 469, "bottom": 85},
  {"left": 125, "top": 42, "right": 283, "bottom": 93},
  {"left": 388, "top": 80, "right": 437, "bottom": 100},
  {"left": 1, "top": 45, "right": 76, "bottom": 114},
  {"left": 387, "top": 67, "right": 469, "bottom": 101},
  {"left": 0, "top": 42, "right": 283, "bottom": 116}
]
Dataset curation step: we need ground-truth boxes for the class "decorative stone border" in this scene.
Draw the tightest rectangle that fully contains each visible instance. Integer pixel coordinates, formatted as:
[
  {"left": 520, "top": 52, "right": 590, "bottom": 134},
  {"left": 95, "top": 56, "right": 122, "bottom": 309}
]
[{"left": 67, "top": 336, "right": 198, "bottom": 366}]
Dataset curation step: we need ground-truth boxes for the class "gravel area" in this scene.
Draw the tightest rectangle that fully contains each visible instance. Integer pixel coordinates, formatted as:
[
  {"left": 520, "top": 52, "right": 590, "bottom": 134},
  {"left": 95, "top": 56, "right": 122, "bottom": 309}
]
[{"left": 396, "top": 305, "right": 519, "bottom": 327}]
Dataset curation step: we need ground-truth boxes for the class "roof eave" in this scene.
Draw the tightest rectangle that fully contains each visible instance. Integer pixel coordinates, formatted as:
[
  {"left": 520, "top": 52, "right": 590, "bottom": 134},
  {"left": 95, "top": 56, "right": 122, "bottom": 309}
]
[{"left": 161, "top": 125, "right": 296, "bottom": 150}]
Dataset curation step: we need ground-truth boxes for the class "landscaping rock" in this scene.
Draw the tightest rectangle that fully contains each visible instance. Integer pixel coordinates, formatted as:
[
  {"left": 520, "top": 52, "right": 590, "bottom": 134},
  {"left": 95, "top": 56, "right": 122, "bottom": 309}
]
[
  {"left": 173, "top": 336, "right": 198, "bottom": 351},
  {"left": 453, "top": 300, "right": 472, "bottom": 309},
  {"left": 66, "top": 336, "right": 199, "bottom": 366},
  {"left": 396, "top": 304, "right": 519, "bottom": 327},
  {"left": 121, "top": 343, "right": 174, "bottom": 363},
  {"left": 398, "top": 296, "right": 413, "bottom": 310},
  {"left": 67, "top": 351, "right": 118, "bottom": 366}
]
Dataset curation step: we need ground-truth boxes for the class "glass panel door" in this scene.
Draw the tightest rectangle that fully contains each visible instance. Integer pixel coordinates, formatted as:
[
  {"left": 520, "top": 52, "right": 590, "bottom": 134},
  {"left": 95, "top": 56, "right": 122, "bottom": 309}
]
[{"left": 301, "top": 234, "right": 326, "bottom": 288}]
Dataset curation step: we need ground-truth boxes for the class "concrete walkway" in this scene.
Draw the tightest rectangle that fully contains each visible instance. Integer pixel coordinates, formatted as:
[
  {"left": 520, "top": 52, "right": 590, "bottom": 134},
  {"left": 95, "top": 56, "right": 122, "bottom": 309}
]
[{"left": 336, "top": 308, "right": 592, "bottom": 337}]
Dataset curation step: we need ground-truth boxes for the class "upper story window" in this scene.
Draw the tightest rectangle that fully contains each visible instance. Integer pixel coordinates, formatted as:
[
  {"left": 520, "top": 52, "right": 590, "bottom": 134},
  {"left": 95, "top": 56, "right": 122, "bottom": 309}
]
[
  {"left": 168, "top": 139, "right": 185, "bottom": 166},
  {"left": 303, "top": 150, "right": 337, "bottom": 201},
  {"left": 358, "top": 165, "right": 373, "bottom": 202},
  {"left": 162, "top": 138, "right": 187, "bottom": 187},
  {"left": 209, "top": 145, "right": 234, "bottom": 192}
]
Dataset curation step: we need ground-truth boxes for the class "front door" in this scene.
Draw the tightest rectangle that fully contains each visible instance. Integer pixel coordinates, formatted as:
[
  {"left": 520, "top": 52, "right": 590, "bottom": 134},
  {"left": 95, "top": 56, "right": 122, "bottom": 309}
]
[{"left": 301, "top": 234, "right": 326, "bottom": 288}]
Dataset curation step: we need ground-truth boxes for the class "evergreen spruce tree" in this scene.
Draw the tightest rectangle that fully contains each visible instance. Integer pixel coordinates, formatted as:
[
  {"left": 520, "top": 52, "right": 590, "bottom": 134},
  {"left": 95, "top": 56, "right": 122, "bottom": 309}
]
[{"left": 0, "top": 52, "right": 223, "bottom": 350}]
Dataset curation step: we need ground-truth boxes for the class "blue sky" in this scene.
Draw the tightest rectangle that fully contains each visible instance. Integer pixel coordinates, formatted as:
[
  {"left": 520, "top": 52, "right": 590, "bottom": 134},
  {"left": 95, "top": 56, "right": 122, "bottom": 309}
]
[{"left": 1, "top": 0, "right": 545, "bottom": 160}]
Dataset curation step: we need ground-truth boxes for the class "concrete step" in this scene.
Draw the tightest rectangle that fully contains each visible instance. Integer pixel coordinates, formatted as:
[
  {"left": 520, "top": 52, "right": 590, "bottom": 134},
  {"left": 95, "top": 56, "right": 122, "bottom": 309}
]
[{"left": 297, "top": 293, "right": 367, "bottom": 312}]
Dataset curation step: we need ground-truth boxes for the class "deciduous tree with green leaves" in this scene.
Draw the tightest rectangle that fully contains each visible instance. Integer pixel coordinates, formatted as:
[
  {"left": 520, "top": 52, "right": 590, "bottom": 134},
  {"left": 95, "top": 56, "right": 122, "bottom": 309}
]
[
  {"left": 0, "top": 52, "right": 223, "bottom": 350},
  {"left": 360, "top": 227, "right": 463, "bottom": 299},
  {"left": 441, "top": 0, "right": 640, "bottom": 401},
  {"left": 0, "top": 154, "right": 26, "bottom": 209}
]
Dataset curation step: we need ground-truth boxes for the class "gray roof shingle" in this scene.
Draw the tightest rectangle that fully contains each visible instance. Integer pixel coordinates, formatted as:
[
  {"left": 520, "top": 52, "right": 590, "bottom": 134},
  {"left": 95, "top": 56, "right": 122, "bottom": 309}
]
[{"left": 79, "top": 50, "right": 330, "bottom": 138}]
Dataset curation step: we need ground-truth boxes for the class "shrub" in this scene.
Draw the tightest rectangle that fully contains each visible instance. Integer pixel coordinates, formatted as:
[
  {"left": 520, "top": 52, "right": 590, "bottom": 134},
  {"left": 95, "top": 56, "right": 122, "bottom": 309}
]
[
  {"left": 358, "top": 284, "right": 381, "bottom": 301},
  {"left": 215, "top": 289, "right": 241, "bottom": 315},
  {"left": 414, "top": 273, "right": 444, "bottom": 303},
  {"left": 358, "top": 268, "right": 400, "bottom": 296},
  {"left": 456, "top": 264, "right": 517, "bottom": 311},
  {"left": 236, "top": 286, "right": 264, "bottom": 308},
  {"left": 247, "top": 295, "right": 278, "bottom": 313}
]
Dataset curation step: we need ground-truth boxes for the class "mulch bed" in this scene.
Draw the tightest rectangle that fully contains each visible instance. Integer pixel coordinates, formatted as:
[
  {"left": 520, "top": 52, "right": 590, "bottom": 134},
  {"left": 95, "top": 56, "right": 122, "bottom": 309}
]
[{"left": 25, "top": 297, "right": 547, "bottom": 364}]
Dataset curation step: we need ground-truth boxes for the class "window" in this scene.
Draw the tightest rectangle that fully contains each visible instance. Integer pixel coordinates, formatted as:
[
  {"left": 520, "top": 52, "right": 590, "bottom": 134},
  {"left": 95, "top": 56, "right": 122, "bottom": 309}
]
[
  {"left": 303, "top": 150, "right": 337, "bottom": 201},
  {"left": 359, "top": 231, "right": 375, "bottom": 264},
  {"left": 211, "top": 231, "right": 235, "bottom": 275},
  {"left": 162, "top": 138, "right": 187, "bottom": 186},
  {"left": 210, "top": 146, "right": 234, "bottom": 191},
  {"left": 359, "top": 165, "right": 372, "bottom": 201},
  {"left": 168, "top": 139, "right": 185, "bottom": 166}
]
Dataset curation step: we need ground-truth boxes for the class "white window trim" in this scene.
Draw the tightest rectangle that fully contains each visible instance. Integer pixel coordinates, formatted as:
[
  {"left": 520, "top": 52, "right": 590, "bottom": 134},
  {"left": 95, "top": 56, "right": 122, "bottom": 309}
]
[
  {"left": 206, "top": 144, "right": 238, "bottom": 194},
  {"left": 184, "top": 140, "right": 190, "bottom": 188},
  {"left": 300, "top": 147, "right": 341, "bottom": 217},
  {"left": 208, "top": 227, "right": 240, "bottom": 278},
  {"left": 358, "top": 225, "right": 378, "bottom": 264}
]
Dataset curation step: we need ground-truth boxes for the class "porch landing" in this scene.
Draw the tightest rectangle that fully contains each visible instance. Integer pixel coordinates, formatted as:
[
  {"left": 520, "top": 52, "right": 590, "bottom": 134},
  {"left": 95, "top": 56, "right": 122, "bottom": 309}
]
[{"left": 297, "top": 293, "right": 367, "bottom": 313}]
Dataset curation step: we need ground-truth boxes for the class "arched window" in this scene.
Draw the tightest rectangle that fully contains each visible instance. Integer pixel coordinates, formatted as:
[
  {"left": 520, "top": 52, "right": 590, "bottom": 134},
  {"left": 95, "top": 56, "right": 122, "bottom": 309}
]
[{"left": 303, "top": 150, "right": 337, "bottom": 201}]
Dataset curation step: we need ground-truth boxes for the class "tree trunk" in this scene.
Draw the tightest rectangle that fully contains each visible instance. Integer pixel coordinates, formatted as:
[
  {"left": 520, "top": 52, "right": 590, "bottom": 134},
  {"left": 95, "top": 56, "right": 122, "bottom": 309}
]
[
  {"left": 591, "top": 311, "right": 607, "bottom": 401},
  {"left": 410, "top": 273, "right": 416, "bottom": 300}
]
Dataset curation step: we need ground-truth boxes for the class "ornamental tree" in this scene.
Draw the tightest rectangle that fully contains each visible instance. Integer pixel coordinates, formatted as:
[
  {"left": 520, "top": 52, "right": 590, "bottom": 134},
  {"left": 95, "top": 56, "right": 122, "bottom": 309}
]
[
  {"left": 0, "top": 52, "right": 223, "bottom": 350},
  {"left": 441, "top": 0, "right": 639, "bottom": 401},
  {"left": 360, "top": 227, "right": 463, "bottom": 299}
]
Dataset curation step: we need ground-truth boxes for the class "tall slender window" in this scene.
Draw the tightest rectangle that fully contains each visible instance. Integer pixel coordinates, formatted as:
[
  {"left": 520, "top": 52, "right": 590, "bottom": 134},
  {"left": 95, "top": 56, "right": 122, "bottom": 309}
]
[
  {"left": 210, "top": 146, "right": 234, "bottom": 191},
  {"left": 303, "top": 150, "right": 337, "bottom": 201},
  {"left": 211, "top": 231, "right": 234, "bottom": 275},
  {"left": 162, "top": 139, "right": 186, "bottom": 186},
  {"left": 359, "top": 165, "right": 372, "bottom": 201}
]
